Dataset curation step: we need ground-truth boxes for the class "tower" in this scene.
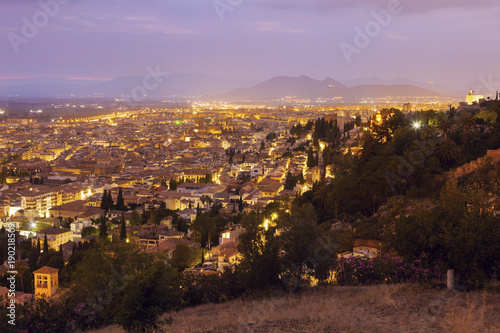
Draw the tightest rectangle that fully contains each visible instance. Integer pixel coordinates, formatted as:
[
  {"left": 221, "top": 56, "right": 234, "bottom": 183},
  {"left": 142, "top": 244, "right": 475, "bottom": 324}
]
[
  {"left": 312, "top": 166, "right": 321, "bottom": 183},
  {"left": 33, "top": 266, "right": 59, "bottom": 299}
]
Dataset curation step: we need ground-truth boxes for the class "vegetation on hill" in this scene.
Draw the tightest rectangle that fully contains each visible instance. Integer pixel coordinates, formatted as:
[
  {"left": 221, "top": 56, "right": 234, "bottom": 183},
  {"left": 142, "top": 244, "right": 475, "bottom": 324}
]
[{"left": 2, "top": 102, "right": 500, "bottom": 332}]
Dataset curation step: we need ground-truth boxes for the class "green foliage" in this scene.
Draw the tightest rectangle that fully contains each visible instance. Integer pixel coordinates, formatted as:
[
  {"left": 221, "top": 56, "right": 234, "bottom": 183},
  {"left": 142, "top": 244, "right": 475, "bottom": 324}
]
[
  {"left": 120, "top": 213, "right": 126, "bottom": 240},
  {"left": 98, "top": 217, "right": 108, "bottom": 239},
  {"left": 100, "top": 190, "right": 108, "bottom": 211},
  {"left": 47, "top": 254, "right": 65, "bottom": 270},
  {"left": 387, "top": 179, "right": 500, "bottom": 288},
  {"left": 306, "top": 146, "right": 317, "bottom": 168},
  {"left": 107, "top": 190, "right": 114, "bottom": 210},
  {"left": 114, "top": 262, "right": 180, "bottom": 332},
  {"left": 333, "top": 255, "right": 446, "bottom": 286},
  {"left": 81, "top": 226, "right": 98, "bottom": 237},
  {"left": 284, "top": 170, "right": 297, "bottom": 190},
  {"left": 115, "top": 187, "right": 125, "bottom": 211},
  {"left": 236, "top": 213, "right": 282, "bottom": 290},
  {"left": 129, "top": 209, "right": 142, "bottom": 226},
  {"left": 169, "top": 177, "right": 179, "bottom": 190},
  {"left": 266, "top": 132, "right": 277, "bottom": 141},
  {"left": 170, "top": 244, "right": 201, "bottom": 271},
  {"left": 42, "top": 234, "right": 48, "bottom": 254},
  {"left": 278, "top": 203, "right": 321, "bottom": 289}
]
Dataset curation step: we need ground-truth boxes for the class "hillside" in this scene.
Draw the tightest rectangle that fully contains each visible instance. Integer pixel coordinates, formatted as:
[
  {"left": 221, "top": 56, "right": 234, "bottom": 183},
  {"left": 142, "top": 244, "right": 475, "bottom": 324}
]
[
  {"left": 91, "top": 284, "right": 500, "bottom": 333},
  {"left": 211, "top": 76, "right": 444, "bottom": 102}
]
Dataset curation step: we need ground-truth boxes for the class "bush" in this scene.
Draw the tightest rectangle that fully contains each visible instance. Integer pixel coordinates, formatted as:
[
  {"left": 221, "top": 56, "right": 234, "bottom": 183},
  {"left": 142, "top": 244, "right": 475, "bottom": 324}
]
[{"left": 333, "top": 255, "right": 446, "bottom": 286}]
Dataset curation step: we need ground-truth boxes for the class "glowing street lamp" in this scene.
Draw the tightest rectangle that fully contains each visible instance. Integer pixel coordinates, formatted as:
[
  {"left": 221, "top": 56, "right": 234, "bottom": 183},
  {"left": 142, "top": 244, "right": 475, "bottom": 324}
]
[
  {"left": 263, "top": 219, "right": 270, "bottom": 231},
  {"left": 413, "top": 121, "right": 421, "bottom": 139}
]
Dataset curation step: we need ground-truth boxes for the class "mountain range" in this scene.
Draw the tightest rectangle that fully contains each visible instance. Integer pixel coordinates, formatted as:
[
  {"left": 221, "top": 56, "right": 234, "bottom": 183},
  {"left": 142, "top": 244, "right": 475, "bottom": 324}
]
[
  {"left": 208, "top": 75, "right": 444, "bottom": 102},
  {"left": 0, "top": 74, "right": 455, "bottom": 102}
]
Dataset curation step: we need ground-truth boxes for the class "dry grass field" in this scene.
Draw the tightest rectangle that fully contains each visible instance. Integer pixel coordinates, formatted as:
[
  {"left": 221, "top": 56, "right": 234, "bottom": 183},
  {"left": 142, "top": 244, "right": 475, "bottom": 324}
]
[{"left": 92, "top": 284, "right": 500, "bottom": 333}]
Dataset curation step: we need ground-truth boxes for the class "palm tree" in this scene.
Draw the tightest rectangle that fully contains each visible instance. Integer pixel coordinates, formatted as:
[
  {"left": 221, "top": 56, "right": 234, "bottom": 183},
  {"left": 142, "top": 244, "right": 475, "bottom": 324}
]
[
  {"left": 435, "top": 138, "right": 460, "bottom": 167},
  {"left": 313, "top": 183, "right": 329, "bottom": 208},
  {"left": 457, "top": 112, "right": 476, "bottom": 149},
  {"left": 437, "top": 115, "right": 454, "bottom": 140},
  {"left": 17, "top": 261, "right": 27, "bottom": 292},
  {"left": 200, "top": 195, "right": 212, "bottom": 209}
]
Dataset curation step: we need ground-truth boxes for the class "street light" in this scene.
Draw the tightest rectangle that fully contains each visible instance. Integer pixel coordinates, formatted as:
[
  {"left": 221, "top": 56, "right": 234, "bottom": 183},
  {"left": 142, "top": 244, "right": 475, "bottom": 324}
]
[{"left": 413, "top": 122, "right": 421, "bottom": 139}]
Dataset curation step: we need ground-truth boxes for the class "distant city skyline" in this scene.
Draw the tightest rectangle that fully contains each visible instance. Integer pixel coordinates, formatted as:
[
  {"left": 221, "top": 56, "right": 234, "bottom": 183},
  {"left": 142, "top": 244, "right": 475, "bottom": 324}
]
[{"left": 1, "top": 0, "right": 499, "bottom": 94}]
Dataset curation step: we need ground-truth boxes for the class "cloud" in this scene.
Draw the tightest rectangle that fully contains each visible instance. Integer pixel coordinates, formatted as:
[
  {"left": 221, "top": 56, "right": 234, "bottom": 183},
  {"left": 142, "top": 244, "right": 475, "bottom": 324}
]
[
  {"left": 254, "top": 22, "right": 306, "bottom": 34},
  {"left": 384, "top": 31, "right": 408, "bottom": 40},
  {"left": 249, "top": 0, "right": 500, "bottom": 14}
]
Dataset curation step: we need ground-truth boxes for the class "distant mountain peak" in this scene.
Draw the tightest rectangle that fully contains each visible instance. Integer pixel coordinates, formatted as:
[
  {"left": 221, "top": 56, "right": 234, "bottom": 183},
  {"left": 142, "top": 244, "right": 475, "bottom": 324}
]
[{"left": 210, "top": 75, "right": 444, "bottom": 102}]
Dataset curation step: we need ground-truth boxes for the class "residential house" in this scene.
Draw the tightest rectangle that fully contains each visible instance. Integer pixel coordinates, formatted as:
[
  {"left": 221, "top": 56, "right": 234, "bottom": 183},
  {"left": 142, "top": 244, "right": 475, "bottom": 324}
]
[{"left": 32, "top": 227, "right": 73, "bottom": 251}]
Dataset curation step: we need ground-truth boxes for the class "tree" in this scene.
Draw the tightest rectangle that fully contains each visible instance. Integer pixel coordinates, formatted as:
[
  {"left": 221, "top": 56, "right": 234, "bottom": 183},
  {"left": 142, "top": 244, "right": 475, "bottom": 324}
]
[
  {"left": 98, "top": 217, "right": 108, "bottom": 239},
  {"left": 190, "top": 214, "right": 216, "bottom": 246},
  {"left": 170, "top": 244, "right": 200, "bottom": 271},
  {"left": 47, "top": 254, "right": 65, "bottom": 270},
  {"left": 238, "top": 196, "right": 244, "bottom": 212},
  {"left": 260, "top": 140, "right": 265, "bottom": 152},
  {"left": 237, "top": 213, "right": 281, "bottom": 290},
  {"left": 279, "top": 203, "right": 320, "bottom": 290},
  {"left": 120, "top": 213, "right": 127, "bottom": 240},
  {"left": 437, "top": 115, "right": 454, "bottom": 140},
  {"left": 130, "top": 210, "right": 142, "bottom": 226},
  {"left": 435, "top": 138, "right": 460, "bottom": 167},
  {"left": 37, "top": 237, "right": 41, "bottom": 253},
  {"left": 114, "top": 261, "right": 180, "bottom": 332},
  {"left": 148, "top": 209, "right": 157, "bottom": 224},
  {"left": 16, "top": 261, "right": 28, "bottom": 292},
  {"left": 307, "top": 146, "right": 316, "bottom": 168},
  {"left": 458, "top": 112, "right": 475, "bottom": 149},
  {"left": 200, "top": 195, "right": 212, "bottom": 209},
  {"left": 284, "top": 170, "right": 297, "bottom": 190},
  {"left": 169, "top": 178, "right": 178, "bottom": 191},
  {"left": 388, "top": 179, "right": 500, "bottom": 287},
  {"left": 107, "top": 190, "right": 114, "bottom": 211},
  {"left": 43, "top": 234, "right": 49, "bottom": 253},
  {"left": 81, "top": 226, "right": 98, "bottom": 237},
  {"left": 100, "top": 190, "right": 108, "bottom": 211},
  {"left": 116, "top": 187, "right": 125, "bottom": 211}
]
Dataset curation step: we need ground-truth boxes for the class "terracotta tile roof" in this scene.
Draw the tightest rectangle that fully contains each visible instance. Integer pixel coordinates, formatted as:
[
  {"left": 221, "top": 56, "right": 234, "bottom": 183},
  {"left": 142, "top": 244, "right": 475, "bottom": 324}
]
[{"left": 33, "top": 266, "right": 59, "bottom": 274}]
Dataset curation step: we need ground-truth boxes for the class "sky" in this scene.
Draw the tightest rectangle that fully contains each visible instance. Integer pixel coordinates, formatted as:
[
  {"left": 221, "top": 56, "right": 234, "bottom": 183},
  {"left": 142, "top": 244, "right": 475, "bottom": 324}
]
[{"left": 1, "top": 0, "right": 499, "bottom": 93}]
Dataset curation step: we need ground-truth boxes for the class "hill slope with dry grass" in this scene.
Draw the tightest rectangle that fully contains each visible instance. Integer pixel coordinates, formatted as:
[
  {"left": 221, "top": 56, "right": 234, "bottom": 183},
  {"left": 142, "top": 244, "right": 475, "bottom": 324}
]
[{"left": 92, "top": 284, "right": 500, "bottom": 333}]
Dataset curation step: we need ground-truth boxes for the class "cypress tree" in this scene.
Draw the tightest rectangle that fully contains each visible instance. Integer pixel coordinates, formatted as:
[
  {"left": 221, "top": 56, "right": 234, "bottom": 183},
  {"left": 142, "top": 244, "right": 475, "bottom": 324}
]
[
  {"left": 100, "top": 190, "right": 108, "bottom": 211},
  {"left": 116, "top": 187, "right": 125, "bottom": 211},
  {"left": 37, "top": 238, "right": 41, "bottom": 253},
  {"left": 99, "top": 216, "right": 108, "bottom": 239},
  {"left": 43, "top": 234, "right": 49, "bottom": 253},
  {"left": 107, "top": 190, "right": 114, "bottom": 211},
  {"left": 120, "top": 213, "right": 126, "bottom": 240}
]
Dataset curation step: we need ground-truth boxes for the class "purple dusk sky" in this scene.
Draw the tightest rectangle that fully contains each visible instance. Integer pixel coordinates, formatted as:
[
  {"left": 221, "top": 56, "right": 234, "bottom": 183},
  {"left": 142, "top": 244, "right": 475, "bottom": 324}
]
[{"left": 1, "top": 0, "right": 499, "bottom": 91}]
